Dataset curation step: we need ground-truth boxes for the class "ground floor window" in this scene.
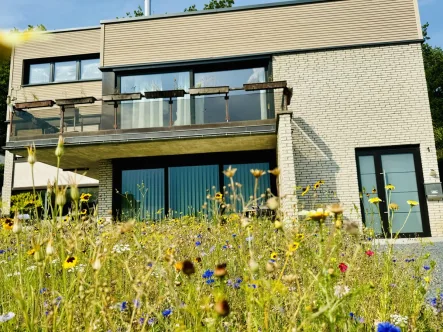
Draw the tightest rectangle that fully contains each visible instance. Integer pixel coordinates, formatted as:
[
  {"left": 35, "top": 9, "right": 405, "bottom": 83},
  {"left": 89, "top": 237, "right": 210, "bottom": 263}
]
[
  {"left": 115, "top": 150, "right": 276, "bottom": 220},
  {"left": 356, "top": 146, "right": 431, "bottom": 237}
]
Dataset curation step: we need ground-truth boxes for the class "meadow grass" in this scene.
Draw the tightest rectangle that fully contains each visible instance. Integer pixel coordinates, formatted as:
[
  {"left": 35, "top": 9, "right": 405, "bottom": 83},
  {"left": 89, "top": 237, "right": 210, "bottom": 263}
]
[{"left": 0, "top": 137, "right": 442, "bottom": 331}]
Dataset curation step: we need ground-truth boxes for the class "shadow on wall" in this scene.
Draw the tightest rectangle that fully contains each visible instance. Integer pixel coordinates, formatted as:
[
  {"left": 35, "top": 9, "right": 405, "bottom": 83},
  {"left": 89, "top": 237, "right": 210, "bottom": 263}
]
[{"left": 291, "top": 117, "right": 340, "bottom": 208}]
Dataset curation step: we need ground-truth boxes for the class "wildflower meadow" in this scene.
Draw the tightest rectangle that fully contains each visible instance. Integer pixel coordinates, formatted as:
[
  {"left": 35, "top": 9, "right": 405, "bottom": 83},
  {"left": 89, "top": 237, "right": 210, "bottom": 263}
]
[{"left": 1, "top": 137, "right": 443, "bottom": 331}]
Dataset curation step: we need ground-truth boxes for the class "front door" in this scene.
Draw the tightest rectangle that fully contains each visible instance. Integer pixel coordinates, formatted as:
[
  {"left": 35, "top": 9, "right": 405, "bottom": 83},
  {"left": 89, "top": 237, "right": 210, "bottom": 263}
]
[{"left": 356, "top": 146, "right": 431, "bottom": 237}]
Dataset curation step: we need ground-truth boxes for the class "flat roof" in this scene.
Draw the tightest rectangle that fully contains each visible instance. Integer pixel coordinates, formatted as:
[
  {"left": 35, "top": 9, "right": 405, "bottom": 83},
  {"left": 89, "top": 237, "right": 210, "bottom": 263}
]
[{"left": 100, "top": 0, "right": 337, "bottom": 25}]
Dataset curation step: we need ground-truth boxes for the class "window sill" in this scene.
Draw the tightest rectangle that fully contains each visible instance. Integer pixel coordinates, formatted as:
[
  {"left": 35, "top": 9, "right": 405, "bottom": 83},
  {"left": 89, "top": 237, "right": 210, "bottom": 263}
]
[{"left": 22, "top": 79, "right": 102, "bottom": 88}]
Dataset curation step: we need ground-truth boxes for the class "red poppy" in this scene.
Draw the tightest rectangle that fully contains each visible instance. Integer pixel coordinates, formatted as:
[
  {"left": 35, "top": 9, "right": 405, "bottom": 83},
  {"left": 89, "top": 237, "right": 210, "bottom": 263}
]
[
  {"left": 365, "top": 250, "right": 375, "bottom": 257},
  {"left": 338, "top": 263, "right": 348, "bottom": 273}
]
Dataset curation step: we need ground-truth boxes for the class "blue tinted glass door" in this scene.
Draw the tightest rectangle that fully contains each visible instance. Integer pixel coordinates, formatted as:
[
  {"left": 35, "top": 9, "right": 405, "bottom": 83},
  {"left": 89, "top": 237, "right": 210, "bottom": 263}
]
[
  {"left": 168, "top": 165, "right": 219, "bottom": 217},
  {"left": 121, "top": 169, "right": 165, "bottom": 220},
  {"left": 223, "top": 163, "right": 271, "bottom": 211}
]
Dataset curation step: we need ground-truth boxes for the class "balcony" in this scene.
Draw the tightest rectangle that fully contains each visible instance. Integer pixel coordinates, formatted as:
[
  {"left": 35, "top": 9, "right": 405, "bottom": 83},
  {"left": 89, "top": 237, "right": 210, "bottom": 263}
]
[{"left": 6, "top": 82, "right": 290, "bottom": 175}]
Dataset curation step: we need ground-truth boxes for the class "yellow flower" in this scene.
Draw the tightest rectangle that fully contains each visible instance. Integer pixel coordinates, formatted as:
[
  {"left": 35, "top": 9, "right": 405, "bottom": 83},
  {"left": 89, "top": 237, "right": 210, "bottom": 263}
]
[
  {"left": 407, "top": 200, "right": 419, "bottom": 207},
  {"left": 63, "top": 256, "right": 78, "bottom": 269},
  {"left": 80, "top": 209, "right": 87, "bottom": 215},
  {"left": 223, "top": 166, "right": 237, "bottom": 178},
  {"left": 295, "top": 233, "right": 305, "bottom": 242},
  {"left": 27, "top": 248, "right": 36, "bottom": 256},
  {"left": 368, "top": 197, "right": 382, "bottom": 204},
  {"left": 372, "top": 188, "right": 377, "bottom": 194},
  {"left": 307, "top": 208, "right": 330, "bottom": 222},
  {"left": 288, "top": 242, "right": 300, "bottom": 252},
  {"left": 215, "top": 192, "right": 223, "bottom": 200},
  {"left": 270, "top": 252, "right": 278, "bottom": 260},
  {"left": 166, "top": 247, "right": 175, "bottom": 256},
  {"left": 388, "top": 203, "right": 399, "bottom": 211},
  {"left": 301, "top": 185, "right": 310, "bottom": 196},
  {"left": 313, "top": 180, "right": 324, "bottom": 190},
  {"left": 175, "top": 261, "right": 184, "bottom": 272},
  {"left": 385, "top": 184, "right": 395, "bottom": 190},
  {"left": 268, "top": 168, "right": 280, "bottom": 176},
  {"left": 250, "top": 169, "right": 266, "bottom": 178},
  {"left": 2, "top": 218, "right": 14, "bottom": 230},
  {"left": 424, "top": 276, "right": 430, "bottom": 283},
  {"left": 80, "top": 193, "right": 92, "bottom": 202}
]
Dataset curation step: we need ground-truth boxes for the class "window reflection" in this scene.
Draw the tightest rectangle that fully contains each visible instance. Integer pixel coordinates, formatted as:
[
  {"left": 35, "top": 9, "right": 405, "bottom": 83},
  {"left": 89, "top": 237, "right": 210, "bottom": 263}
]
[
  {"left": 29, "top": 63, "right": 50, "bottom": 84},
  {"left": 54, "top": 61, "right": 77, "bottom": 82},
  {"left": 81, "top": 59, "right": 101, "bottom": 80}
]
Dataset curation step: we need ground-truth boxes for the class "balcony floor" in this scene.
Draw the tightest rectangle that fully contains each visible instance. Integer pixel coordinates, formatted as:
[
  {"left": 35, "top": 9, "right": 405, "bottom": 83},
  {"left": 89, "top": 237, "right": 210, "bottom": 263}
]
[{"left": 6, "top": 120, "right": 277, "bottom": 178}]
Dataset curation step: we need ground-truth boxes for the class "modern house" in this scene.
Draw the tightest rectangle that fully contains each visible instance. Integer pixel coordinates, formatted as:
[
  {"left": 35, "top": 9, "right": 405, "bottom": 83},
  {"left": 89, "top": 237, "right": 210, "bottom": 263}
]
[{"left": 2, "top": 0, "right": 443, "bottom": 237}]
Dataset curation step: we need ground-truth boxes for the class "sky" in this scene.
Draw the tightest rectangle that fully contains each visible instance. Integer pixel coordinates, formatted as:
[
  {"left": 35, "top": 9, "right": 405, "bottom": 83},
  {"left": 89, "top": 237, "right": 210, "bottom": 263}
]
[{"left": 0, "top": 0, "right": 442, "bottom": 47}]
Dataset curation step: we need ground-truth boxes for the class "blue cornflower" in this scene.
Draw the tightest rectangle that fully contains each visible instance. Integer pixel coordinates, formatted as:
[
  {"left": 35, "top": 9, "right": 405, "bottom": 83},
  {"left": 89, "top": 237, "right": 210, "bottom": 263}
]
[
  {"left": 232, "top": 234, "right": 237, "bottom": 238},
  {"left": 248, "top": 284, "right": 257, "bottom": 289},
  {"left": 195, "top": 241, "right": 201, "bottom": 246},
  {"left": 206, "top": 279, "right": 215, "bottom": 285},
  {"left": 377, "top": 322, "right": 401, "bottom": 332},
  {"left": 0, "top": 250, "right": 5, "bottom": 254},
  {"left": 39, "top": 288, "right": 48, "bottom": 294},
  {"left": 424, "top": 265, "right": 431, "bottom": 270},
  {"left": 202, "top": 270, "right": 214, "bottom": 279},
  {"left": 223, "top": 245, "right": 227, "bottom": 249},
  {"left": 119, "top": 301, "right": 128, "bottom": 311},
  {"left": 139, "top": 318, "right": 145, "bottom": 325},
  {"left": 147, "top": 262, "right": 153, "bottom": 268},
  {"left": 246, "top": 236, "right": 253, "bottom": 242},
  {"left": 349, "top": 312, "right": 355, "bottom": 319},
  {"left": 162, "top": 308, "right": 172, "bottom": 318}
]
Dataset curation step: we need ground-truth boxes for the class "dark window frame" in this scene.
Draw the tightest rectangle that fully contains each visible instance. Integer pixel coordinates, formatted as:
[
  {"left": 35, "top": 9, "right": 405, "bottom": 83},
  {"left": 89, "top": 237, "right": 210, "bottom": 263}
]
[
  {"left": 112, "top": 149, "right": 277, "bottom": 219},
  {"left": 23, "top": 53, "right": 101, "bottom": 86},
  {"left": 355, "top": 145, "right": 431, "bottom": 238}
]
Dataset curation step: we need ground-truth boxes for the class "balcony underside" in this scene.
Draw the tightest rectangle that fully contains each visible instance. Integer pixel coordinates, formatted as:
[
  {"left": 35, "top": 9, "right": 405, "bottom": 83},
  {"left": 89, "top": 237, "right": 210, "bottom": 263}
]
[{"left": 6, "top": 120, "right": 277, "bottom": 179}]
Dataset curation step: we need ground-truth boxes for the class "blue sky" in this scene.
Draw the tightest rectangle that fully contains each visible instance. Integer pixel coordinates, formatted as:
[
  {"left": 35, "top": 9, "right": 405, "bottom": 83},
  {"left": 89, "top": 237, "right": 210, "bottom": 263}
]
[{"left": 0, "top": 0, "right": 442, "bottom": 47}]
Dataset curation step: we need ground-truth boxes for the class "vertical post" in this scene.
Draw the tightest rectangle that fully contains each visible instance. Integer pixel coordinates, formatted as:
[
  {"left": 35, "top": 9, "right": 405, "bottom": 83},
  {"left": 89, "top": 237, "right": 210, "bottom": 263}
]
[
  {"left": 169, "top": 98, "right": 173, "bottom": 127},
  {"left": 9, "top": 109, "right": 14, "bottom": 137},
  {"left": 113, "top": 101, "right": 118, "bottom": 130},
  {"left": 224, "top": 94, "right": 230, "bottom": 122},
  {"left": 59, "top": 106, "right": 65, "bottom": 134}
]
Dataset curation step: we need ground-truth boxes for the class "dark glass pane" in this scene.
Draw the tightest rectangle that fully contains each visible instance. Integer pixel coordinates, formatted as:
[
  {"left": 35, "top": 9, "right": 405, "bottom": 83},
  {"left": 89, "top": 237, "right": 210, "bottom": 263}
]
[
  {"left": 121, "top": 169, "right": 165, "bottom": 220},
  {"left": 29, "top": 63, "right": 50, "bottom": 84},
  {"left": 54, "top": 61, "right": 76, "bottom": 82},
  {"left": 81, "top": 59, "right": 101, "bottom": 80}
]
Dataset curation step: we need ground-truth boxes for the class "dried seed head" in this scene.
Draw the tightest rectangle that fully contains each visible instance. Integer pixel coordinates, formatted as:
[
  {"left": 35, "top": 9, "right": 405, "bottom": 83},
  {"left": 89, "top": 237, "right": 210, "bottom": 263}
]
[
  {"left": 214, "top": 300, "right": 230, "bottom": 317},
  {"left": 214, "top": 263, "right": 227, "bottom": 278},
  {"left": 27, "top": 143, "right": 37, "bottom": 165}
]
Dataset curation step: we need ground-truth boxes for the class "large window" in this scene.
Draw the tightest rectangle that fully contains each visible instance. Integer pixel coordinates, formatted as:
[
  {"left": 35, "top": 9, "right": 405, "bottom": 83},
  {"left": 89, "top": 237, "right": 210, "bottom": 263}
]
[
  {"left": 25, "top": 56, "right": 101, "bottom": 85},
  {"left": 118, "top": 64, "right": 272, "bottom": 128},
  {"left": 120, "top": 72, "right": 190, "bottom": 129}
]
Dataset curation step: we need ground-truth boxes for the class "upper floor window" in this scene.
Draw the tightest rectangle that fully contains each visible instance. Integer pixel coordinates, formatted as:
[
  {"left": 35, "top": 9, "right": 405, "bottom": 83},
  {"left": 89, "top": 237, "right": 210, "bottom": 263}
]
[{"left": 25, "top": 55, "right": 101, "bottom": 85}]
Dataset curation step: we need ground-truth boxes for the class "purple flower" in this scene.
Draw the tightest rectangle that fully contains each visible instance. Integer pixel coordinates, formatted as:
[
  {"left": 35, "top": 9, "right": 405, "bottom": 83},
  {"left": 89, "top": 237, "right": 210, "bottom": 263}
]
[
  {"left": 197, "top": 234, "right": 202, "bottom": 238},
  {"left": 424, "top": 265, "right": 431, "bottom": 271},
  {"left": 195, "top": 241, "right": 202, "bottom": 246},
  {"left": 377, "top": 322, "right": 401, "bottom": 332},
  {"left": 162, "top": 308, "right": 172, "bottom": 318},
  {"left": 202, "top": 270, "right": 214, "bottom": 279},
  {"left": 148, "top": 317, "right": 156, "bottom": 326},
  {"left": 39, "top": 288, "right": 48, "bottom": 294},
  {"left": 133, "top": 299, "right": 141, "bottom": 308},
  {"left": 248, "top": 284, "right": 257, "bottom": 289},
  {"left": 0, "top": 250, "right": 5, "bottom": 254}
]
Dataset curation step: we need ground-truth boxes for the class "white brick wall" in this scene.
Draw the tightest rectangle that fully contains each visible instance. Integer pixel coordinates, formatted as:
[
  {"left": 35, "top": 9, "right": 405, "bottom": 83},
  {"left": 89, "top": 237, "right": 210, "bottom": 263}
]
[
  {"left": 273, "top": 43, "right": 443, "bottom": 236},
  {"left": 98, "top": 160, "right": 113, "bottom": 218},
  {"left": 1, "top": 151, "right": 14, "bottom": 216}
]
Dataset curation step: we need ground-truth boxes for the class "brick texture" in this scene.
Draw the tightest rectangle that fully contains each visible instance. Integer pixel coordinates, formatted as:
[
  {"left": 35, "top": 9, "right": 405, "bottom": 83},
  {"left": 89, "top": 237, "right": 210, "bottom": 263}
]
[
  {"left": 273, "top": 43, "right": 443, "bottom": 236},
  {"left": 98, "top": 160, "right": 113, "bottom": 218}
]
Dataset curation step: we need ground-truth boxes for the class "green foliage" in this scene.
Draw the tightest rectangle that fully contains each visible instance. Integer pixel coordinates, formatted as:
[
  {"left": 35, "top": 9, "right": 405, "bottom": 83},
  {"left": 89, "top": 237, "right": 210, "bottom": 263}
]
[
  {"left": 117, "top": 5, "right": 144, "bottom": 18},
  {"left": 422, "top": 23, "right": 443, "bottom": 157},
  {"left": 185, "top": 0, "right": 234, "bottom": 12},
  {"left": 10, "top": 192, "right": 42, "bottom": 212}
]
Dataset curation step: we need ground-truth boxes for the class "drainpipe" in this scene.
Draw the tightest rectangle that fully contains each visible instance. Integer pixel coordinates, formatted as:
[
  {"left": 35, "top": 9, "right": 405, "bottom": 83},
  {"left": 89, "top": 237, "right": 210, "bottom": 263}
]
[{"left": 144, "top": 0, "right": 151, "bottom": 16}]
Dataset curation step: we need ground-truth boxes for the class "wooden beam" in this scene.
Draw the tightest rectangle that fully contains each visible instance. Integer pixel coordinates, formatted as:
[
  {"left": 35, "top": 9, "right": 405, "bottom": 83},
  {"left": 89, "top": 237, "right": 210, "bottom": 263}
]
[
  {"left": 144, "top": 90, "right": 185, "bottom": 99},
  {"left": 14, "top": 100, "right": 54, "bottom": 110},
  {"left": 189, "top": 86, "right": 229, "bottom": 95},
  {"left": 243, "top": 81, "right": 287, "bottom": 91},
  {"left": 55, "top": 97, "right": 97, "bottom": 106},
  {"left": 103, "top": 93, "right": 143, "bottom": 102}
]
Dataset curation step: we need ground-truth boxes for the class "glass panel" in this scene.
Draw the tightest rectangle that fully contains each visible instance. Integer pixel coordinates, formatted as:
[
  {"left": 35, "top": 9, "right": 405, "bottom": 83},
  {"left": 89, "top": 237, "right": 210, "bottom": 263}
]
[
  {"left": 121, "top": 169, "right": 165, "bottom": 220},
  {"left": 223, "top": 162, "right": 271, "bottom": 211},
  {"left": 121, "top": 72, "right": 191, "bottom": 129},
  {"left": 381, "top": 153, "right": 423, "bottom": 233},
  {"left": 359, "top": 156, "right": 376, "bottom": 174},
  {"left": 194, "top": 68, "right": 269, "bottom": 123},
  {"left": 80, "top": 59, "right": 101, "bottom": 80},
  {"left": 54, "top": 61, "right": 77, "bottom": 82},
  {"left": 168, "top": 165, "right": 219, "bottom": 217},
  {"left": 12, "top": 109, "right": 61, "bottom": 138},
  {"left": 29, "top": 63, "right": 50, "bottom": 84},
  {"left": 63, "top": 107, "right": 101, "bottom": 133}
]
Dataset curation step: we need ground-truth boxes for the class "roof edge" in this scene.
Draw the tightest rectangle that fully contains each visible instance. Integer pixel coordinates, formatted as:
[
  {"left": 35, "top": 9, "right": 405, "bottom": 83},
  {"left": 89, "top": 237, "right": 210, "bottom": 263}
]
[
  {"left": 42, "top": 26, "right": 101, "bottom": 34},
  {"left": 100, "top": 0, "right": 341, "bottom": 25}
]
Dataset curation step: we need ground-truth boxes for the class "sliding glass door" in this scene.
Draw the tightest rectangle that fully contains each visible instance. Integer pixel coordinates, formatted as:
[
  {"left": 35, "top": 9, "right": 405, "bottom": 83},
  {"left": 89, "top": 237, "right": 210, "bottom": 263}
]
[{"left": 356, "top": 146, "right": 430, "bottom": 237}]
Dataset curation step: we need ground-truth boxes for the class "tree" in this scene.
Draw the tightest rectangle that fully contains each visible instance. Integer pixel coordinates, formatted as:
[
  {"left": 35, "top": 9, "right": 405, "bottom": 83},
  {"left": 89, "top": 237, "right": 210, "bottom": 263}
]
[
  {"left": 422, "top": 23, "right": 443, "bottom": 159},
  {"left": 117, "top": 5, "right": 144, "bottom": 18},
  {"left": 0, "top": 24, "right": 46, "bottom": 148},
  {"left": 185, "top": 0, "right": 234, "bottom": 12}
]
